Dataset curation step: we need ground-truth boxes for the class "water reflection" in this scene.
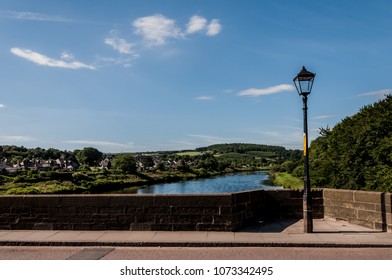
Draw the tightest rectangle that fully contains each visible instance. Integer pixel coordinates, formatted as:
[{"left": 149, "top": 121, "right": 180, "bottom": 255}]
[{"left": 134, "top": 171, "right": 282, "bottom": 194}]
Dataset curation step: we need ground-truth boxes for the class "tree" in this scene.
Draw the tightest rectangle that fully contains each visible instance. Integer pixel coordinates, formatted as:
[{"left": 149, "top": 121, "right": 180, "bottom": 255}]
[
  {"left": 308, "top": 95, "right": 392, "bottom": 191},
  {"left": 112, "top": 154, "right": 137, "bottom": 174},
  {"left": 75, "top": 147, "right": 103, "bottom": 166}
]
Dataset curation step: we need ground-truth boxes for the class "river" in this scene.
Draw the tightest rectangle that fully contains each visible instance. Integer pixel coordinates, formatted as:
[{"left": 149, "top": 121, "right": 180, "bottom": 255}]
[{"left": 113, "top": 171, "right": 282, "bottom": 194}]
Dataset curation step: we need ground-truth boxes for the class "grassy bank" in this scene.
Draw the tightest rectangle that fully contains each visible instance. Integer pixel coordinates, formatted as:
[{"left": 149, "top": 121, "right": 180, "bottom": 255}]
[
  {"left": 0, "top": 167, "right": 262, "bottom": 195},
  {"left": 272, "top": 172, "right": 303, "bottom": 189}
]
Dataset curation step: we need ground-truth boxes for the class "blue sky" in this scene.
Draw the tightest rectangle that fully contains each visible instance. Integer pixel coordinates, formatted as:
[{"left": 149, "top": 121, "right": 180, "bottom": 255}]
[{"left": 0, "top": 0, "right": 391, "bottom": 153}]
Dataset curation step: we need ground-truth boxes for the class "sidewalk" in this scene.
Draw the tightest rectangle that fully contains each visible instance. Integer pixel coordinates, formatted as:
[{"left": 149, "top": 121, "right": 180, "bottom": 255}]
[{"left": 0, "top": 218, "right": 391, "bottom": 247}]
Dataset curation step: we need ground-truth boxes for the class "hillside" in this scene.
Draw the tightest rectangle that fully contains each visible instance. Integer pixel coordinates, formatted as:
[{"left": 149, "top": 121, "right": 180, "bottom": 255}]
[
  {"left": 308, "top": 95, "right": 392, "bottom": 191},
  {"left": 197, "top": 143, "right": 302, "bottom": 166}
]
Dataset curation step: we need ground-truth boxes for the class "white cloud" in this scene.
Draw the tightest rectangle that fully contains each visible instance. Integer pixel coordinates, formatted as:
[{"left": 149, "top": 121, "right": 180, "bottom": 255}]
[
  {"left": 11, "top": 48, "right": 95, "bottom": 70},
  {"left": 312, "top": 115, "right": 338, "bottom": 120},
  {"left": 105, "top": 31, "right": 136, "bottom": 55},
  {"left": 196, "top": 96, "right": 214, "bottom": 101},
  {"left": 64, "top": 140, "right": 136, "bottom": 152},
  {"left": 188, "top": 134, "right": 241, "bottom": 145},
  {"left": 238, "top": 84, "right": 295, "bottom": 97},
  {"left": 206, "top": 19, "right": 222, "bottom": 36},
  {"left": 186, "top": 15, "right": 208, "bottom": 34},
  {"left": 186, "top": 16, "right": 222, "bottom": 36},
  {"left": 60, "top": 51, "right": 74, "bottom": 61},
  {"left": 105, "top": 37, "right": 134, "bottom": 54},
  {"left": 1, "top": 10, "right": 73, "bottom": 22},
  {"left": 0, "top": 104, "right": 5, "bottom": 109},
  {"left": 358, "top": 89, "right": 391, "bottom": 98},
  {"left": 132, "top": 14, "right": 222, "bottom": 46},
  {"left": 0, "top": 135, "right": 37, "bottom": 142},
  {"left": 96, "top": 56, "right": 134, "bottom": 68},
  {"left": 133, "top": 14, "right": 182, "bottom": 46}
]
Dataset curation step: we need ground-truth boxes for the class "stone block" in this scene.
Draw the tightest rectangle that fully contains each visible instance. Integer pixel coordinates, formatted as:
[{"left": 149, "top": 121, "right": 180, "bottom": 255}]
[
  {"left": 311, "top": 189, "right": 324, "bottom": 199},
  {"left": 212, "top": 215, "right": 233, "bottom": 224},
  {"left": 350, "top": 219, "right": 374, "bottom": 229},
  {"left": 152, "top": 194, "right": 230, "bottom": 207},
  {"left": 354, "top": 191, "right": 382, "bottom": 204},
  {"left": 357, "top": 209, "right": 382, "bottom": 223},
  {"left": 109, "top": 195, "right": 154, "bottom": 208},
  {"left": 32, "top": 222, "right": 54, "bottom": 230},
  {"left": 196, "top": 223, "right": 227, "bottom": 231},
  {"left": 219, "top": 206, "right": 233, "bottom": 215},
  {"left": 130, "top": 223, "right": 152, "bottom": 231},
  {"left": 172, "top": 224, "right": 198, "bottom": 231},
  {"left": 386, "top": 212, "right": 392, "bottom": 224},
  {"left": 385, "top": 193, "right": 392, "bottom": 205},
  {"left": 170, "top": 207, "right": 204, "bottom": 215},
  {"left": 60, "top": 195, "right": 109, "bottom": 207},
  {"left": 22, "top": 195, "right": 62, "bottom": 207},
  {"left": 323, "top": 189, "right": 354, "bottom": 202},
  {"left": 265, "top": 189, "right": 292, "bottom": 200},
  {"left": 350, "top": 202, "right": 376, "bottom": 211},
  {"left": 248, "top": 189, "right": 265, "bottom": 203},
  {"left": 232, "top": 192, "right": 251, "bottom": 205},
  {"left": 289, "top": 189, "right": 304, "bottom": 198}
]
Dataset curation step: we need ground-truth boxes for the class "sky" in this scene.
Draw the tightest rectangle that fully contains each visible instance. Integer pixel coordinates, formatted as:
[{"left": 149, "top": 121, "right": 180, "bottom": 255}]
[{"left": 0, "top": 0, "right": 391, "bottom": 153}]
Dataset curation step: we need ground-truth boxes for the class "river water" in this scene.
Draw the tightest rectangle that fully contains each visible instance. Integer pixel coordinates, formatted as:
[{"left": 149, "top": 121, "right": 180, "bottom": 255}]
[{"left": 132, "top": 171, "right": 282, "bottom": 194}]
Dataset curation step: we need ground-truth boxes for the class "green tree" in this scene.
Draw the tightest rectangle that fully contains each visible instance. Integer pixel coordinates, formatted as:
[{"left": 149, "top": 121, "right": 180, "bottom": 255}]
[
  {"left": 112, "top": 154, "right": 137, "bottom": 174},
  {"left": 308, "top": 95, "right": 392, "bottom": 191},
  {"left": 75, "top": 147, "right": 103, "bottom": 166}
]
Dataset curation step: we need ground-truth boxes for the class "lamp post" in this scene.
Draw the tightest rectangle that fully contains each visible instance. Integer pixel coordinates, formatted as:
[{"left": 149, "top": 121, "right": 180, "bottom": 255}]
[{"left": 293, "top": 66, "right": 316, "bottom": 233}]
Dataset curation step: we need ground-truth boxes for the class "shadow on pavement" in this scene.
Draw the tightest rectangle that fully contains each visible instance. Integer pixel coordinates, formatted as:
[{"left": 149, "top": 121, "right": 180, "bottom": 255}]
[
  {"left": 240, "top": 218, "right": 300, "bottom": 233},
  {"left": 240, "top": 218, "right": 384, "bottom": 234}
]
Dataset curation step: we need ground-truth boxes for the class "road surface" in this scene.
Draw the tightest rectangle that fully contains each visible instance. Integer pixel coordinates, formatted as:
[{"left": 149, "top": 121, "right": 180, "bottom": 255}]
[{"left": 1, "top": 246, "right": 392, "bottom": 260}]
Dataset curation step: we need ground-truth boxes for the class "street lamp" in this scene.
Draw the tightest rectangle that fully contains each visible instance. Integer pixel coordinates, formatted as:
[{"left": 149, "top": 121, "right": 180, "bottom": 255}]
[{"left": 293, "top": 66, "right": 316, "bottom": 233}]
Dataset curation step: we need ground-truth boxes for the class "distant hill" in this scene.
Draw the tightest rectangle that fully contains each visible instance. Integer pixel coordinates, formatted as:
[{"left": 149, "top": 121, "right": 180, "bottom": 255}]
[
  {"left": 308, "top": 95, "right": 392, "bottom": 192},
  {"left": 197, "top": 143, "right": 302, "bottom": 165},
  {"left": 197, "top": 143, "right": 286, "bottom": 154}
]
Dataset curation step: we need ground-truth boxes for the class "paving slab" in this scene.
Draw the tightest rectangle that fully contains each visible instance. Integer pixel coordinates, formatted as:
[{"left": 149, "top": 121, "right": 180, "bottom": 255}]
[
  {"left": 0, "top": 219, "right": 391, "bottom": 247},
  {"left": 97, "top": 231, "right": 157, "bottom": 243}
]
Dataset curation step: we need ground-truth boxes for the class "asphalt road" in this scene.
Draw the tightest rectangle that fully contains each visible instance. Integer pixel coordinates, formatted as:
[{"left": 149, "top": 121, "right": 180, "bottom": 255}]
[{"left": 1, "top": 246, "right": 392, "bottom": 260}]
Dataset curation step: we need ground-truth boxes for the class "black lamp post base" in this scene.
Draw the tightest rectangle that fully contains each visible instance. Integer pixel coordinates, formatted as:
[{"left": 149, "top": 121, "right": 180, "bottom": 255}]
[{"left": 303, "top": 209, "right": 313, "bottom": 233}]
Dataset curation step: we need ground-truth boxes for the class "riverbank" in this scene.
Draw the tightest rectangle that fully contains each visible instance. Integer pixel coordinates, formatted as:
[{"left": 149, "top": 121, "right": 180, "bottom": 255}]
[
  {"left": 0, "top": 167, "right": 267, "bottom": 195},
  {"left": 271, "top": 172, "right": 303, "bottom": 189}
]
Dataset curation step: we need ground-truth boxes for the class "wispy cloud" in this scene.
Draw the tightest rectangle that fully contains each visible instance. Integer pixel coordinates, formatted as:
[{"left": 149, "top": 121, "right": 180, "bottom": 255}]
[
  {"left": 105, "top": 31, "right": 137, "bottom": 55},
  {"left": 10, "top": 48, "right": 95, "bottom": 70},
  {"left": 238, "top": 84, "right": 295, "bottom": 97},
  {"left": 0, "top": 135, "right": 37, "bottom": 142},
  {"left": 64, "top": 140, "right": 136, "bottom": 151},
  {"left": 312, "top": 115, "right": 338, "bottom": 120},
  {"left": 0, "top": 104, "right": 5, "bottom": 109},
  {"left": 188, "top": 134, "right": 243, "bottom": 145},
  {"left": 196, "top": 96, "right": 214, "bottom": 101},
  {"left": 0, "top": 10, "right": 73, "bottom": 23},
  {"left": 96, "top": 56, "right": 134, "bottom": 68},
  {"left": 103, "top": 31, "right": 140, "bottom": 68},
  {"left": 357, "top": 89, "right": 391, "bottom": 98}
]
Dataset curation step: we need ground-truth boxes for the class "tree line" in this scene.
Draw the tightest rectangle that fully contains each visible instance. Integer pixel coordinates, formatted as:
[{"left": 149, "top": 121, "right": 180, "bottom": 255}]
[{"left": 280, "top": 95, "right": 392, "bottom": 192}]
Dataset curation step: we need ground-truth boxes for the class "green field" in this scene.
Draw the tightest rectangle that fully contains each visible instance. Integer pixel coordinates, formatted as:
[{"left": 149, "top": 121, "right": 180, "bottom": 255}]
[{"left": 175, "top": 151, "right": 202, "bottom": 156}]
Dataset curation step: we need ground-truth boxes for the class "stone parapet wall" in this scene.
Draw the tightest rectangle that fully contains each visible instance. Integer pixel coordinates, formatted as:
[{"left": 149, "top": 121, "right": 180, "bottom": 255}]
[
  {"left": 323, "top": 189, "right": 392, "bottom": 232},
  {"left": 0, "top": 189, "right": 390, "bottom": 232},
  {"left": 0, "top": 190, "right": 318, "bottom": 231},
  {"left": 264, "top": 189, "right": 324, "bottom": 220}
]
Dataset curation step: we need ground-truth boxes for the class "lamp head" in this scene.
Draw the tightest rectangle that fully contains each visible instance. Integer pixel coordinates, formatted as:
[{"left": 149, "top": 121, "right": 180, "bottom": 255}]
[{"left": 293, "top": 66, "right": 316, "bottom": 96}]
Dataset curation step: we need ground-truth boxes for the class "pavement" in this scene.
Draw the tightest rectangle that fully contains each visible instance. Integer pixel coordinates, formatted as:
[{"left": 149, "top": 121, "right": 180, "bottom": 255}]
[{"left": 0, "top": 218, "right": 391, "bottom": 248}]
